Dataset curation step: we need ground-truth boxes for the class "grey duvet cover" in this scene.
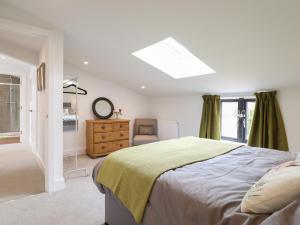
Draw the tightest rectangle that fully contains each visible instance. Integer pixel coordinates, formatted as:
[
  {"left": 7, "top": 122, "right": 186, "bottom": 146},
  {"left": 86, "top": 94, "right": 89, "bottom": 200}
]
[{"left": 93, "top": 146, "right": 300, "bottom": 225}]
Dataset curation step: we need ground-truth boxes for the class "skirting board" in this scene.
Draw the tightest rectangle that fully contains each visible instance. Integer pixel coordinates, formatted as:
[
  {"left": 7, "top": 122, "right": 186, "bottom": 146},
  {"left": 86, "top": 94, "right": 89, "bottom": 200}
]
[
  {"left": 53, "top": 177, "right": 65, "bottom": 192},
  {"left": 33, "top": 151, "right": 46, "bottom": 175},
  {"left": 64, "top": 147, "right": 86, "bottom": 156}
]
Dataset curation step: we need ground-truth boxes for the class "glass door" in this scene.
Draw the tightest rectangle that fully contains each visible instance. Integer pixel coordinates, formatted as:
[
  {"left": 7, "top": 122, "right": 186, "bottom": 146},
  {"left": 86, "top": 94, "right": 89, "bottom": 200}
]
[{"left": 0, "top": 74, "right": 20, "bottom": 144}]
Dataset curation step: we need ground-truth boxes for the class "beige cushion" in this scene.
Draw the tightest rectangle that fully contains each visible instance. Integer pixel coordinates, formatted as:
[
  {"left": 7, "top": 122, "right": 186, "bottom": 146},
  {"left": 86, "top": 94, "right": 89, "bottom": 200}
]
[
  {"left": 241, "top": 161, "right": 300, "bottom": 214},
  {"left": 139, "top": 125, "right": 154, "bottom": 135},
  {"left": 134, "top": 119, "right": 157, "bottom": 136},
  {"left": 133, "top": 135, "right": 159, "bottom": 146}
]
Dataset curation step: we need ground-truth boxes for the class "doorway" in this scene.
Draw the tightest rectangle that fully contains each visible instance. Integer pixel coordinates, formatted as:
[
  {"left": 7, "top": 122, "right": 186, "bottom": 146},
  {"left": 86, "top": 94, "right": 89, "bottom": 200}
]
[{"left": 0, "top": 74, "right": 21, "bottom": 145}]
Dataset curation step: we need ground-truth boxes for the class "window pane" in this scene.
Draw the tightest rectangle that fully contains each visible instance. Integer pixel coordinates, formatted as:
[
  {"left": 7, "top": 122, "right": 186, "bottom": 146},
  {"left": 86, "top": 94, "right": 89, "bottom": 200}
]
[
  {"left": 0, "top": 75, "right": 20, "bottom": 134},
  {"left": 221, "top": 102, "right": 238, "bottom": 139},
  {"left": 246, "top": 102, "right": 255, "bottom": 139}
]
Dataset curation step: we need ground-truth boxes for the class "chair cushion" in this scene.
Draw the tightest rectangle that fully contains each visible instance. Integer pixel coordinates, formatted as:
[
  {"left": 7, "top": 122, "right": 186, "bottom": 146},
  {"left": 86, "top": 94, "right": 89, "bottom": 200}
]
[
  {"left": 138, "top": 125, "right": 154, "bottom": 135},
  {"left": 134, "top": 119, "right": 157, "bottom": 136},
  {"left": 133, "top": 135, "right": 159, "bottom": 146},
  {"left": 241, "top": 161, "right": 300, "bottom": 214}
]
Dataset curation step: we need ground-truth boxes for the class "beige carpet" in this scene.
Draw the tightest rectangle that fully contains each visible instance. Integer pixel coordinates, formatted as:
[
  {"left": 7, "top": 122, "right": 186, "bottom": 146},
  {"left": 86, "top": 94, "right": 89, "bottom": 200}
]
[
  {"left": 0, "top": 144, "right": 45, "bottom": 203},
  {"left": 0, "top": 155, "right": 106, "bottom": 225}
]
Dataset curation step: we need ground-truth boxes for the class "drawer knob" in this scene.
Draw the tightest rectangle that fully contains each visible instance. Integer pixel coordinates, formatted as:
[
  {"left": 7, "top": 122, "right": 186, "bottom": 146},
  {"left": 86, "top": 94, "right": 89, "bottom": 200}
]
[
  {"left": 101, "top": 126, "right": 105, "bottom": 129},
  {"left": 102, "top": 146, "right": 105, "bottom": 149},
  {"left": 120, "top": 144, "right": 123, "bottom": 147},
  {"left": 120, "top": 133, "right": 124, "bottom": 137},
  {"left": 102, "top": 136, "right": 106, "bottom": 139},
  {"left": 120, "top": 125, "right": 123, "bottom": 128}
]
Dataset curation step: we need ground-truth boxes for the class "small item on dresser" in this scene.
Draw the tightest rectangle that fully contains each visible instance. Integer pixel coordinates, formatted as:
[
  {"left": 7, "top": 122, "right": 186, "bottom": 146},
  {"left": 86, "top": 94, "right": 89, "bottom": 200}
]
[
  {"left": 86, "top": 119, "right": 130, "bottom": 158},
  {"left": 113, "top": 109, "right": 122, "bottom": 119}
]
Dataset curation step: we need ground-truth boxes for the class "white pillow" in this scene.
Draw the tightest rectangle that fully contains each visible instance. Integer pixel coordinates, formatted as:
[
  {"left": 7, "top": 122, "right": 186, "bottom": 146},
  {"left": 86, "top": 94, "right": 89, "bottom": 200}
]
[
  {"left": 241, "top": 161, "right": 300, "bottom": 214},
  {"left": 296, "top": 153, "right": 300, "bottom": 161}
]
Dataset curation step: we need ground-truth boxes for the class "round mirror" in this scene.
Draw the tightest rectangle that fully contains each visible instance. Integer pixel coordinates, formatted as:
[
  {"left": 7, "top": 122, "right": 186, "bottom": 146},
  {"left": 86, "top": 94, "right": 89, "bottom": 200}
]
[{"left": 92, "top": 97, "right": 114, "bottom": 119}]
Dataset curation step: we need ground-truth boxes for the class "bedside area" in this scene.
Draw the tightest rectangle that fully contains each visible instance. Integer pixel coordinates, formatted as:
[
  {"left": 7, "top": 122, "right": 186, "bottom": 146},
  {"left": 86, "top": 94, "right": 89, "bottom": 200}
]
[{"left": 86, "top": 119, "right": 129, "bottom": 158}]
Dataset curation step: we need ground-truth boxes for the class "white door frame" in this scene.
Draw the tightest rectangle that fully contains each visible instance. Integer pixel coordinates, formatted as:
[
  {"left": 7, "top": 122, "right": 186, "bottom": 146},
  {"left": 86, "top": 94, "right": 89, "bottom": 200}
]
[
  {"left": 0, "top": 18, "right": 65, "bottom": 192},
  {"left": 19, "top": 73, "right": 26, "bottom": 143},
  {"left": 28, "top": 66, "right": 37, "bottom": 152}
]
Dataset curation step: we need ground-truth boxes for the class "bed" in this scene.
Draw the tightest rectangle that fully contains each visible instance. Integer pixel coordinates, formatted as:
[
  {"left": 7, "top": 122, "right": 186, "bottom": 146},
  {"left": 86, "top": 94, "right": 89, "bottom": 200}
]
[{"left": 93, "top": 137, "right": 300, "bottom": 225}]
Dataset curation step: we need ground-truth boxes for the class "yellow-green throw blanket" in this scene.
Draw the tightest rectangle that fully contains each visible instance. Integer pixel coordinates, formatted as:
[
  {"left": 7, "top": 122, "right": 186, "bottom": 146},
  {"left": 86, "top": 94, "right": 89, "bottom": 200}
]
[{"left": 96, "top": 137, "right": 241, "bottom": 223}]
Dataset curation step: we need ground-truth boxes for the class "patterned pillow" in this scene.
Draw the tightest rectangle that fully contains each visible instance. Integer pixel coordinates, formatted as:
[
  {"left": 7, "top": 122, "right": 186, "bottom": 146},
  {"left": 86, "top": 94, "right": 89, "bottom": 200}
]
[
  {"left": 138, "top": 125, "right": 154, "bottom": 135},
  {"left": 241, "top": 161, "right": 300, "bottom": 214}
]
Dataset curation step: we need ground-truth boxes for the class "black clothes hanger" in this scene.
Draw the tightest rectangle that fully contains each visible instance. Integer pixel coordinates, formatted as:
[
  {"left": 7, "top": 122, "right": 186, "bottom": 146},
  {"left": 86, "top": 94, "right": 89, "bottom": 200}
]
[{"left": 63, "top": 84, "right": 87, "bottom": 95}]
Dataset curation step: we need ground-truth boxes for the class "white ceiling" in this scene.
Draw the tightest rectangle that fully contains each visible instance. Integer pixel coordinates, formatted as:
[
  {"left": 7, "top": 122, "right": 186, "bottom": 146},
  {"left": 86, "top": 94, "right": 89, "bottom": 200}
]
[
  {"left": 0, "top": 29, "right": 43, "bottom": 53},
  {"left": 1, "top": 0, "right": 300, "bottom": 96},
  {"left": 0, "top": 53, "right": 33, "bottom": 73}
]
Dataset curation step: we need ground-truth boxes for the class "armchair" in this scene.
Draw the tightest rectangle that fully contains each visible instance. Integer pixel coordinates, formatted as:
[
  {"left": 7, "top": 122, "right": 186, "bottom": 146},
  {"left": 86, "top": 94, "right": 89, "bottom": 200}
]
[{"left": 133, "top": 119, "right": 159, "bottom": 146}]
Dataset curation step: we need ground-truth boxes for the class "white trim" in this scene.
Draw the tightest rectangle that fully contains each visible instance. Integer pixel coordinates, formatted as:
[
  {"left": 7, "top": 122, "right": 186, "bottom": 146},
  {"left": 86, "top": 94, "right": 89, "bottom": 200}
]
[
  {"left": 53, "top": 177, "right": 65, "bottom": 191},
  {"left": 19, "top": 73, "right": 26, "bottom": 143},
  {"left": 28, "top": 65, "right": 37, "bottom": 153},
  {"left": 32, "top": 150, "right": 45, "bottom": 175},
  {"left": 64, "top": 147, "right": 86, "bottom": 156}
]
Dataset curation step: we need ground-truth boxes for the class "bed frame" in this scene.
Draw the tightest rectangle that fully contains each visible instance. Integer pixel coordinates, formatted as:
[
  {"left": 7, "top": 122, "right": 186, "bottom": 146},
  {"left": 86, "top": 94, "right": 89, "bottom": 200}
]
[{"left": 105, "top": 193, "right": 138, "bottom": 225}]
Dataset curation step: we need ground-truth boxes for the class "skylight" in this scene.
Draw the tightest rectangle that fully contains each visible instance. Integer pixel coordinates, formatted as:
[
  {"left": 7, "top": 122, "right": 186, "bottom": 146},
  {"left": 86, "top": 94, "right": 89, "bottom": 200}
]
[{"left": 132, "top": 37, "right": 215, "bottom": 79}]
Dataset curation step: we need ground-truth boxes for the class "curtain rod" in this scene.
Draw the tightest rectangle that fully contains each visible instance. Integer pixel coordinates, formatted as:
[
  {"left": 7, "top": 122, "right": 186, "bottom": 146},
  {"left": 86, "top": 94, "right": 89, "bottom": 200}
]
[
  {"left": 221, "top": 96, "right": 255, "bottom": 99},
  {"left": 216, "top": 89, "right": 277, "bottom": 99}
]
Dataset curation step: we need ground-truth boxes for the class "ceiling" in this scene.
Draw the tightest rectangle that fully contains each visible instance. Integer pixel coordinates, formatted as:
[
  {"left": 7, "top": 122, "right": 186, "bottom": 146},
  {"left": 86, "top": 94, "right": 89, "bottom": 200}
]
[
  {"left": 0, "top": 29, "right": 43, "bottom": 53},
  {"left": 0, "top": 53, "right": 33, "bottom": 73},
  {"left": 0, "top": 0, "right": 299, "bottom": 96}
]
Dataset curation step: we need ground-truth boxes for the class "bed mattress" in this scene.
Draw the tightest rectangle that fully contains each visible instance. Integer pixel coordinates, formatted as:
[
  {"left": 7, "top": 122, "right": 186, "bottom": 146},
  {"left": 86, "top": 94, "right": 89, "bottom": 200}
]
[{"left": 93, "top": 146, "right": 300, "bottom": 225}]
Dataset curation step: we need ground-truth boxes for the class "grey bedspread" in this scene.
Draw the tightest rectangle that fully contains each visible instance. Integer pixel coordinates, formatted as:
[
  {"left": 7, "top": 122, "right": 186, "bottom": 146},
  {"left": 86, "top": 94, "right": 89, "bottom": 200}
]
[{"left": 93, "top": 146, "right": 300, "bottom": 225}]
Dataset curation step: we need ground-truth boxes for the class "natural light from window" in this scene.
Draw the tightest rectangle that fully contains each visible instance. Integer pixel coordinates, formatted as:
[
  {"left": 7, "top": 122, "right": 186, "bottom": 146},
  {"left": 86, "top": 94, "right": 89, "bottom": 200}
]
[
  {"left": 221, "top": 98, "right": 256, "bottom": 143},
  {"left": 221, "top": 102, "right": 238, "bottom": 139},
  {"left": 132, "top": 37, "right": 216, "bottom": 79},
  {"left": 246, "top": 102, "right": 256, "bottom": 139}
]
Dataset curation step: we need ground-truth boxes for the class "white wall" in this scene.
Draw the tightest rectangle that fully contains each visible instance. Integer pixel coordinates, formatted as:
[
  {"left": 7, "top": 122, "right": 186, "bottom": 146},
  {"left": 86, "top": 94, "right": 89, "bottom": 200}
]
[
  {"left": 36, "top": 47, "right": 47, "bottom": 164},
  {"left": 63, "top": 64, "right": 152, "bottom": 154},
  {"left": 37, "top": 31, "right": 65, "bottom": 192},
  {"left": 150, "top": 89, "right": 300, "bottom": 153},
  {"left": 278, "top": 88, "right": 300, "bottom": 153},
  {"left": 150, "top": 95, "right": 203, "bottom": 138},
  {"left": 0, "top": 38, "right": 38, "bottom": 65}
]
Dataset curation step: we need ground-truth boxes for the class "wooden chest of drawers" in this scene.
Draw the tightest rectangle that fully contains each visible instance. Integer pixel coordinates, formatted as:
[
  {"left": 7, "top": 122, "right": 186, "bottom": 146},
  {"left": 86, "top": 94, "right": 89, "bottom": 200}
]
[{"left": 86, "top": 119, "right": 130, "bottom": 158}]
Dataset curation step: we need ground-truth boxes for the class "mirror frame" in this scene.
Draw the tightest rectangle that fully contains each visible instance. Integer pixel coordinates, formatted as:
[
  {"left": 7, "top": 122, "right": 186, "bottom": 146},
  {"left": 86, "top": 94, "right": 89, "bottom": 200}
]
[
  {"left": 92, "top": 97, "right": 114, "bottom": 119},
  {"left": 63, "top": 76, "right": 78, "bottom": 132}
]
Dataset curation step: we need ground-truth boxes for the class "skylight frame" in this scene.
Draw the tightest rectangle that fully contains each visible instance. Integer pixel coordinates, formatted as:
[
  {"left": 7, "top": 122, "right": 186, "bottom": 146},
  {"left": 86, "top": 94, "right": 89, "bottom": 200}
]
[{"left": 132, "top": 37, "right": 215, "bottom": 79}]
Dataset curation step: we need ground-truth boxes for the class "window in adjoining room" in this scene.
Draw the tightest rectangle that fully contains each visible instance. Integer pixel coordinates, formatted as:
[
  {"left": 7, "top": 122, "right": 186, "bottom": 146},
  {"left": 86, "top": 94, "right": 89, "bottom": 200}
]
[{"left": 221, "top": 98, "right": 256, "bottom": 143}]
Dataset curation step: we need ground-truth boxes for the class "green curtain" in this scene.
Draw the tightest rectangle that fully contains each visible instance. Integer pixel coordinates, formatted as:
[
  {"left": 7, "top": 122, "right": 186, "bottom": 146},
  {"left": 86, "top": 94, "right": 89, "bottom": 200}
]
[
  {"left": 199, "top": 95, "right": 221, "bottom": 140},
  {"left": 248, "top": 91, "right": 289, "bottom": 151}
]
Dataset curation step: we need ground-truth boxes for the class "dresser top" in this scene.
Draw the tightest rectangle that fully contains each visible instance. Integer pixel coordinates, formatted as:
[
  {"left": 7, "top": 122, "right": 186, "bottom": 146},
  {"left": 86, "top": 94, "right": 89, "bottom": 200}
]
[{"left": 86, "top": 119, "right": 130, "bottom": 123}]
